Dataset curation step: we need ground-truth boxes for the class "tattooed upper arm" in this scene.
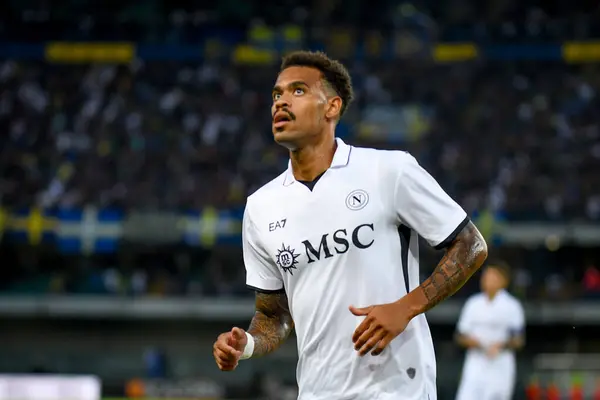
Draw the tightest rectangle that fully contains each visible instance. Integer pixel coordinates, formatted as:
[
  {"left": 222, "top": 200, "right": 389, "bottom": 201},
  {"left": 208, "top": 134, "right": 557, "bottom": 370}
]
[
  {"left": 254, "top": 290, "right": 293, "bottom": 320},
  {"left": 419, "top": 221, "right": 488, "bottom": 312},
  {"left": 448, "top": 220, "right": 488, "bottom": 263},
  {"left": 247, "top": 290, "right": 294, "bottom": 357}
]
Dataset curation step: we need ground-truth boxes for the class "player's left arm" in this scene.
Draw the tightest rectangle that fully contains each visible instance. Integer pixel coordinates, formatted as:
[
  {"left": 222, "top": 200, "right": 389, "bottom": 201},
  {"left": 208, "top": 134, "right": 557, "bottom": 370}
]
[
  {"left": 502, "top": 332, "right": 525, "bottom": 350},
  {"left": 500, "top": 302, "right": 526, "bottom": 351},
  {"left": 351, "top": 153, "right": 488, "bottom": 356},
  {"left": 411, "top": 221, "right": 488, "bottom": 313},
  {"left": 485, "top": 302, "right": 525, "bottom": 358},
  {"left": 351, "top": 222, "right": 487, "bottom": 356}
]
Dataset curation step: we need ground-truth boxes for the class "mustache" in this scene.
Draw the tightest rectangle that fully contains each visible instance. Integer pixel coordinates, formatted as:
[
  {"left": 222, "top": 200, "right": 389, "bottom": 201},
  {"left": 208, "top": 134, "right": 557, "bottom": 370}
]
[{"left": 273, "top": 110, "right": 296, "bottom": 121}]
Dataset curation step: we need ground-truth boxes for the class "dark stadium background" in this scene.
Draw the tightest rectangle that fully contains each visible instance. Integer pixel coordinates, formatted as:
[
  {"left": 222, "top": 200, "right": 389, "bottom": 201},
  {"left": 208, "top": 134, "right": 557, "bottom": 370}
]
[{"left": 0, "top": 0, "right": 599, "bottom": 399}]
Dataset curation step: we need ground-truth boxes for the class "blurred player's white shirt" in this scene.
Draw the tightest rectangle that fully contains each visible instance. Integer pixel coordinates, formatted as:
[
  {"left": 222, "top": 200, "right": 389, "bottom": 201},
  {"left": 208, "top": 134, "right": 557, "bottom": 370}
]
[
  {"left": 455, "top": 290, "right": 525, "bottom": 400},
  {"left": 243, "top": 138, "right": 468, "bottom": 400}
]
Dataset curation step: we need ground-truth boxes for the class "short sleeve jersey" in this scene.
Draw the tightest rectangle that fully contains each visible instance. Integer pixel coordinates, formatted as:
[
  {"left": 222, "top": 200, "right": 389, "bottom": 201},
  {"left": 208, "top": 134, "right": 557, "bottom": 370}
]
[
  {"left": 243, "top": 138, "right": 468, "bottom": 400},
  {"left": 456, "top": 290, "right": 525, "bottom": 383}
]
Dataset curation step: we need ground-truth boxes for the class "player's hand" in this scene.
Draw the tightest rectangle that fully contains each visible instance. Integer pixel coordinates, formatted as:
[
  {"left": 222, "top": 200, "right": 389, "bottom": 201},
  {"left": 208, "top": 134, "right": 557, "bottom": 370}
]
[
  {"left": 486, "top": 342, "right": 503, "bottom": 359},
  {"left": 349, "top": 302, "right": 411, "bottom": 356},
  {"left": 213, "top": 327, "right": 247, "bottom": 371}
]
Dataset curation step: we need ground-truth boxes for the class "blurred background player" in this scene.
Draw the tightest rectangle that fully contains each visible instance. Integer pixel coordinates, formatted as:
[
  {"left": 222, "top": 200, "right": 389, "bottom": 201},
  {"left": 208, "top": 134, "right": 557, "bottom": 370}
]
[{"left": 455, "top": 263, "right": 525, "bottom": 400}]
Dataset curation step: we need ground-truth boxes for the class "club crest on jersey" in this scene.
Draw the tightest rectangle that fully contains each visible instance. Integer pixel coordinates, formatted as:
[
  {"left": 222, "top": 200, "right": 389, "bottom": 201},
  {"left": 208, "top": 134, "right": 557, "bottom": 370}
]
[
  {"left": 276, "top": 243, "right": 300, "bottom": 275},
  {"left": 345, "top": 189, "right": 369, "bottom": 211}
]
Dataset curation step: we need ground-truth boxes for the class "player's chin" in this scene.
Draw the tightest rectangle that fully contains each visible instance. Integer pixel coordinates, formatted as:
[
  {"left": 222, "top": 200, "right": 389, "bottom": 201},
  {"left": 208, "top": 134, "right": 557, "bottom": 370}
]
[{"left": 272, "top": 127, "right": 298, "bottom": 144}]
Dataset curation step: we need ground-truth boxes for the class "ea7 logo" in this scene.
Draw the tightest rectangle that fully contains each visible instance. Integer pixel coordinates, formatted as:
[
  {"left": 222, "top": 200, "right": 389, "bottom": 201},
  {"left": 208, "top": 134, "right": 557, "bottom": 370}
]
[
  {"left": 269, "top": 219, "right": 287, "bottom": 232},
  {"left": 302, "top": 223, "right": 375, "bottom": 264}
]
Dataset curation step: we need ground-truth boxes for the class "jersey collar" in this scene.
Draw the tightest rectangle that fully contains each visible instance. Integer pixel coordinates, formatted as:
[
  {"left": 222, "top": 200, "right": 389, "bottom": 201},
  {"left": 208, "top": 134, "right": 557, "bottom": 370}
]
[
  {"left": 283, "top": 138, "right": 352, "bottom": 186},
  {"left": 487, "top": 289, "right": 508, "bottom": 303}
]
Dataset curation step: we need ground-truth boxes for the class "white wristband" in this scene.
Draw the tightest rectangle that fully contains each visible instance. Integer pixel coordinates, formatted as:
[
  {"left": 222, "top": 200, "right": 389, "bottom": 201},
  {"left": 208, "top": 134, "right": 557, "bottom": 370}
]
[{"left": 240, "top": 332, "right": 255, "bottom": 360}]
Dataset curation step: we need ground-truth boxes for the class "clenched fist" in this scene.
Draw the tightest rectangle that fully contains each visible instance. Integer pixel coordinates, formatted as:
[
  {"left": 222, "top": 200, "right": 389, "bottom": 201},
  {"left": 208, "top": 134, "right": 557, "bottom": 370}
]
[{"left": 213, "top": 327, "right": 248, "bottom": 371}]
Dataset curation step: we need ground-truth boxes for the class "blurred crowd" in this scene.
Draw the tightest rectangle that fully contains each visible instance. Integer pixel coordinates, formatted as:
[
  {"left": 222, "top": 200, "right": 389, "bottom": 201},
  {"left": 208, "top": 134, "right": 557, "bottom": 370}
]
[
  {"left": 1, "top": 0, "right": 600, "bottom": 301},
  {"left": 1, "top": 0, "right": 599, "bottom": 219},
  {"left": 1, "top": 59, "right": 599, "bottom": 220},
  {"left": 0, "top": 60, "right": 274, "bottom": 211},
  {"left": 2, "top": 0, "right": 599, "bottom": 42}
]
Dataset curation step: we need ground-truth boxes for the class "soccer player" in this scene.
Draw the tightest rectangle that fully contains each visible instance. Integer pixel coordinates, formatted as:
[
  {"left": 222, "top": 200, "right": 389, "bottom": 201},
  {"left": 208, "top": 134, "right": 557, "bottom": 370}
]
[
  {"left": 213, "top": 51, "right": 488, "bottom": 400},
  {"left": 455, "top": 263, "right": 525, "bottom": 400}
]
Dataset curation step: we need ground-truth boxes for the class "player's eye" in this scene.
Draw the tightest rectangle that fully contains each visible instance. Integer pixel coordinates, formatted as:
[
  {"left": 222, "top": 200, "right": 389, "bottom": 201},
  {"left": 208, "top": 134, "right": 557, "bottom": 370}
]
[
  {"left": 294, "top": 88, "right": 305, "bottom": 95},
  {"left": 273, "top": 93, "right": 281, "bottom": 100}
]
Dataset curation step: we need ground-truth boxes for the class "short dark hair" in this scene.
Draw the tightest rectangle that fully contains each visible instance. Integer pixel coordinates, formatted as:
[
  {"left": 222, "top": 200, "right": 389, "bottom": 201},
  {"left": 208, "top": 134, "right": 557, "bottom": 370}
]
[
  {"left": 280, "top": 51, "right": 354, "bottom": 118},
  {"left": 486, "top": 261, "right": 511, "bottom": 282}
]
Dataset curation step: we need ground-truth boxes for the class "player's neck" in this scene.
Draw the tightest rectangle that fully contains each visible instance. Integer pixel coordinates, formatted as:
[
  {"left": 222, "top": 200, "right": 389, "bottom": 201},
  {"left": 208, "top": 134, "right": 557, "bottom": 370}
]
[
  {"left": 289, "top": 136, "right": 337, "bottom": 182},
  {"left": 485, "top": 289, "right": 502, "bottom": 300}
]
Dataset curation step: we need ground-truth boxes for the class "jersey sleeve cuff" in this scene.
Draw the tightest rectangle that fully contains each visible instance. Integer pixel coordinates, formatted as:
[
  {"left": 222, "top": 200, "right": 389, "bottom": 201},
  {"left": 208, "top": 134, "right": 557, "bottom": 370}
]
[
  {"left": 433, "top": 216, "right": 470, "bottom": 250},
  {"left": 455, "top": 327, "right": 469, "bottom": 335},
  {"left": 246, "top": 285, "right": 285, "bottom": 294},
  {"left": 246, "top": 276, "right": 284, "bottom": 293},
  {"left": 509, "top": 328, "right": 525, "bottom": 337}
]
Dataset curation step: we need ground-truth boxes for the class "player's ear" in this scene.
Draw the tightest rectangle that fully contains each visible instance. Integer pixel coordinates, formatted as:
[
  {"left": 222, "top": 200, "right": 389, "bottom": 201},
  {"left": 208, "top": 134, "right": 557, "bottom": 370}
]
[{"left": 325, "top": 96, "right": 342, "bottom": 120}]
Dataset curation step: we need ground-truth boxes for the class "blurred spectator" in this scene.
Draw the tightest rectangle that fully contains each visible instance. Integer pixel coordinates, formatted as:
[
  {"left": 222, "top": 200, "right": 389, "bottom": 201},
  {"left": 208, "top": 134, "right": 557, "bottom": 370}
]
[
  {"left": 513, "top": 266, "right": 532, "bottom": 299},
  {"left": 144, "top": 347, "right": 168, "bottom": 379},
  {"left": 583, "top": 264, "right": 600, "bottom": 298}
]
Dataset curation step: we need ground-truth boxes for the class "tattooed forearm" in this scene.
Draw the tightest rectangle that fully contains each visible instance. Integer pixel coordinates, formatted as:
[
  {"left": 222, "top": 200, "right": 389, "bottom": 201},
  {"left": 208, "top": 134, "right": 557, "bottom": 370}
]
[
  {"left": 504, "top": 335, "right": 525, "bottom": 351},
  {"left": 413, "top": 222, "right": 487, "bottom": 315},
  {"left": 455, "top": 333, "right": 481, "bottom": 349},
  {"left": 247, "top": 291, "right": 294, "bottom": 357}
]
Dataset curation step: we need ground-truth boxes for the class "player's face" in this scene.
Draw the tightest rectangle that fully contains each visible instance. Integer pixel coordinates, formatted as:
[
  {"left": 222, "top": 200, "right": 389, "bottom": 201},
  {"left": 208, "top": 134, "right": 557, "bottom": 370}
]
[
  {"left": 271, "top": 66, "right": 330, "bottom": 148},
  {"left": 480, "top": 267, "right": 507, "bottom": 294}
]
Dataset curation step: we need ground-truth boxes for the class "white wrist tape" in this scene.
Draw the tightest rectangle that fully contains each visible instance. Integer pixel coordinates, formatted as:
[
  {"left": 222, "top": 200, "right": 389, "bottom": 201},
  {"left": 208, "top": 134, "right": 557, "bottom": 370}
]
[{"left": 240, "top": 332, "right": 255, "bottom": 360}]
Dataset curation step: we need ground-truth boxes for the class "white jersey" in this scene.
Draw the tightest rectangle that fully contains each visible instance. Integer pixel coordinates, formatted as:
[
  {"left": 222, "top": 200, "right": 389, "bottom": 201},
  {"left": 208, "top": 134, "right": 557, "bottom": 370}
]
[
  {"left": 455, "top": 290, "right": 525, "bottom": 400},
  {"left": 243, "top": 138, "right": 468, "bottom": 400}
]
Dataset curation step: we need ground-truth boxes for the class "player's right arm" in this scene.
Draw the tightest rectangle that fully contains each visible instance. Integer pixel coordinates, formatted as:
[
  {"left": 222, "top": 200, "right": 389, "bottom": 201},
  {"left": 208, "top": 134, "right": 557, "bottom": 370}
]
[
  {"left": 214, "top": 201, "right": 293, "bottom": 371},
  {"left": 247, "top": 290, "right": 294, "bottom": 356},
  {"left": 213, "top": 290, "right": 293, "bottom": 371},
  {"left": 455, "top": 334, "right": 481, "bottom": 349},
  {"left": 248, "top": 290, "right": 294, "bottom": 357}
]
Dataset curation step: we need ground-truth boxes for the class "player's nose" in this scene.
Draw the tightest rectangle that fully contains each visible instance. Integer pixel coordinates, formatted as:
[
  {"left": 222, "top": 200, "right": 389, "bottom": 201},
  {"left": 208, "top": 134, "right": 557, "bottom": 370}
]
[{"left": 273, "top": 95, "right": 291, "bottom": 111}]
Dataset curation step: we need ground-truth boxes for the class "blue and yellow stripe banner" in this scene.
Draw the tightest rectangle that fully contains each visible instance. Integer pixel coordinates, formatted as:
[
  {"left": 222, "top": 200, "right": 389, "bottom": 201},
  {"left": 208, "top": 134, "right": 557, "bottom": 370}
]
[
  {"left": 55, "top": 207, "right": 124, "bottom": 254},
  {"left": 0, "top": 206, "right": 244, "bottom": 253},
  {"left": 5, "top": 208, "right": 57, "bottom": 245},
  {"left": 182, "top": 208, "right": 243, "bottom": 247},
  {"left": 0, "top": 40, "right": 598, "bottom": 63}
]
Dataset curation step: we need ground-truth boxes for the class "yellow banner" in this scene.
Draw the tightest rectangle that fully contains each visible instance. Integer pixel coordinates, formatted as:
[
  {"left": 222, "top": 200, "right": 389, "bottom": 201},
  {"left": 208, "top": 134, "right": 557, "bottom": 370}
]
[
  {"left": 562, "top": 41, "right": 600, "bottom": 62},
  {"left": 232, "top": 45, "right": 275, "bottom": 65},
  {"left": 45, "top": 42, "right": 135, "bottom": 63},
  {"left": 433, "top": 43, "right": 478, "bottom": 62}
]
